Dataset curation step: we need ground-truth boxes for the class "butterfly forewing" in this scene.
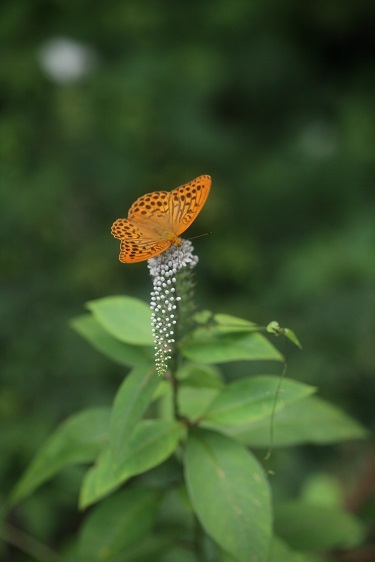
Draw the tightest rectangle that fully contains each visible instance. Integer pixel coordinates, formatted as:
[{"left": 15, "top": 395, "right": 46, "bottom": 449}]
[
  {"left": 168, "top": 175, "right": 211, "bottom": 236},
  {"left": 127, "top": 190, "right": 171, "bottom": 221}
]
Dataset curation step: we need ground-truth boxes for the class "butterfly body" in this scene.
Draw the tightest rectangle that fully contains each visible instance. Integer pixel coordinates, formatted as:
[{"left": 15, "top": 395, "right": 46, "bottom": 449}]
[{"left": 111, "top": 175, "right": 211, "bottom": 263}]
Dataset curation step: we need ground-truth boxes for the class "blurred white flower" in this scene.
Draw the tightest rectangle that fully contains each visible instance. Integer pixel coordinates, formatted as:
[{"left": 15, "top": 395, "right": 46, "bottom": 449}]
[{"left": 37, "top": 37, "right": 97, "bottom": 84}]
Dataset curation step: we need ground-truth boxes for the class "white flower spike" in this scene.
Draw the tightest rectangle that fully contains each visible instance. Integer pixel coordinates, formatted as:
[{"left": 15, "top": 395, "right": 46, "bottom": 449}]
[{"left": 148, "top": 240, "right": 198, "bottom": 376}]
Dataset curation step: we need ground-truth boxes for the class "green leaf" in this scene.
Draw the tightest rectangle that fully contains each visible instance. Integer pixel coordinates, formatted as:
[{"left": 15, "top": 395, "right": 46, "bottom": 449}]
[
  {"left": 213, "top": 313, "right": 258, "bottom": 333},
  {"left": 193, "top": 311, "right": 258, "bottom": 335},
  {"left": 301, "top": 473, "right": 343, "bottom": 508},
  {"left": 220, "top": 545, "right": 313, "bottom": 562},
  {"left": 184, "top": 429, "right": 272, "bottom": 562},
  {"left": 202, "top": 376, "right": 315, "bottom": 425},
  {"left": 269, "top": 537, "right": 323, "bottom": 562},
  {"left": 79, "top": 487, "right": 161, "bottom": 562},
  {"left": 266, "top": 321, "right": 302, "bottom": 349},
  {"left": 69, "top": 535, "right": 175, "bottom": 562},
  {"left": 156, "top": 384, "right": 174, "bottom": 422},
  {"left": 177, "top": 363, "right": 224, "bottom": 389},
  {"left": 80, "top": 420, "right": 186, "bottom": 509},
  {"left": 274, "top": 502, "right": 365, "bottom": 551},
  {"left": 181, "top": 331, "right": 283, "bottom": 364},
  {"left": 158, "top": 546, "right": 199, "bottom": 562},
  {"left": 284, "top": 328, "right": 302, "bottom": 349},
  {"left": 87, "top": 296, "right": 153, "bottom": 345},
  {"left": 110, "top": 365, "right": 160, "bottom": 472},
  {"left": 111, "top": 535, "right": 174, "bottom": 562},
  {"left": 11, "top": 408, "right": 110, "bottom": 505},
  {"left": 71, "top": 314, "right": 153, "bottom": 367},
  {"left": 226, "top": 396, "right": 367, "bottom": 447},
  {"left": 179, "top": 386, "right": 221, "bottom": 420},
  {"left": 193, "top": 310, "right": 213, "bottom": 324},
  {"left": 152, "top": 379, "right": 171, "bottom": 401},
  {"left": 157, "top": 487, "right": 195, "bottom": 538}
]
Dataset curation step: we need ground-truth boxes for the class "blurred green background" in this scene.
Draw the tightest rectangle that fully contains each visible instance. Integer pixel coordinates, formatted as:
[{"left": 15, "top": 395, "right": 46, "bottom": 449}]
[{"left": 1, "top": 0, "right": 375, "bottom": 558}]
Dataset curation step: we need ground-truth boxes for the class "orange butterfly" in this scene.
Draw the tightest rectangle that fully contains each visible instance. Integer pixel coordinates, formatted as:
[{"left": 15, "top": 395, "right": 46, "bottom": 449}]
[{"left": 111, "top": 175, "right": 211, "bottom": 263}]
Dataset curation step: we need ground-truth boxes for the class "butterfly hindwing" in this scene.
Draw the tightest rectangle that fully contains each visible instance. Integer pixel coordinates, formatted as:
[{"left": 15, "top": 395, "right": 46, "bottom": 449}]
[
  {"left": 119, "top": 239, "right": 169, "bottom": 263},
  {"left": 111, "top": 218, "right": 169, "bottom": 263}
]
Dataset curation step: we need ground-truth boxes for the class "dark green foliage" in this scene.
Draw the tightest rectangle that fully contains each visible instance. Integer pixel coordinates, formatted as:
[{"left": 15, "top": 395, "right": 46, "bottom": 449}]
[{"left": 9, "top": 297, "right": 367, "bottom": 560}]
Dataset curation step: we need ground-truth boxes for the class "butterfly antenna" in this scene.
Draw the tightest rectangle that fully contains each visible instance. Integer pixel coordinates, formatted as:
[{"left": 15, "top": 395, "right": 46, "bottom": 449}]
[{"left": 188, "top": 232, "right": 212, "bottom": 241}]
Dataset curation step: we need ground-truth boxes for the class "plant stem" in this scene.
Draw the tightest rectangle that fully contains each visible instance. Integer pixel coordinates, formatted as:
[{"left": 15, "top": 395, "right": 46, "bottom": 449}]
[{"left": 0, "top": 523, "right": 62, "bottom": 562}]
